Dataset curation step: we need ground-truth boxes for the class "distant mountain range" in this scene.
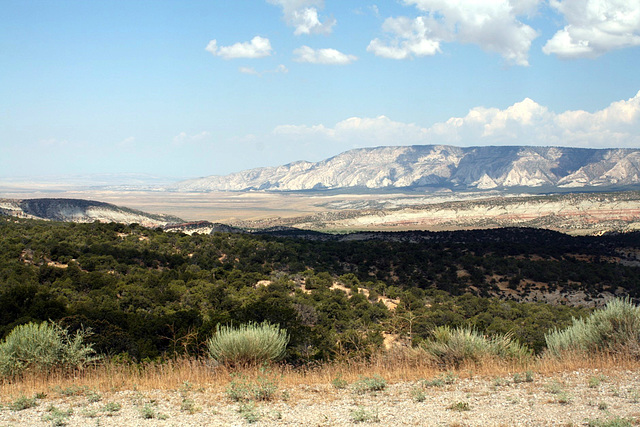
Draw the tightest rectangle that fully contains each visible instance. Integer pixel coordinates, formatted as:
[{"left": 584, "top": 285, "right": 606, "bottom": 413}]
[{"left": 170, "top": 145, "right": 640, "bottom": 192}]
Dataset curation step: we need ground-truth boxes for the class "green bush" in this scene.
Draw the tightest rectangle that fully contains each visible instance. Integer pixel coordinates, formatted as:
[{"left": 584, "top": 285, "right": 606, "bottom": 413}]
[
  {"left": 545, "top": 298, "right": 640, "bottom": 358},
  {"left": 0, "top": 321, "right": 96, "bottom": 378},
  {"left": 225, "top": 369, "right": 280, "bottom": 402},
  {"left": 587, "top": 416, "right": 634, "bottom": 427},
  {"left": 331, "top": 375, "right": 349, "bottom": 389},
  {"left": 352, "top": 375, "right": 386, "bottom": 394},
  {"left": 420, "top": 325, "right": 532, "bottom": 367},
  {"left": 447, "top": 401, "right": 471, "bottom": 412},
  {"left": 350, "top": 406, "right": 380, "bottom": 423},
  {"left": 8, "top": 395, "right": 38, "bottom": 411},
  {"left": 207, "top": 321, "right": 289, "bottom": 367}
]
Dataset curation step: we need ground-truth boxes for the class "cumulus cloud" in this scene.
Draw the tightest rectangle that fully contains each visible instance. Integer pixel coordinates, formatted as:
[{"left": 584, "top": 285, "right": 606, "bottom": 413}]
[
  {"left": 205, "top": 36, "right": 272, "bottom": 59},
  {"left": 368, "top": 0, "right": 540, "bottom": 65},
  {"left": 266, "top": 0, "right": 335, "bottom": 35},
  {"left": 273, "top": 91, "right": 640, "bottom": 148},
  {"left": 543, "top": 0, "right": 640, "bottom": 59},
  {"left": 428, "top": 90, "right": 640, "bottom": 147},
  {"left": 293, "top": 46, "right": 357, "bottom": 64},
  {"left": 367, "top": 16, "right": 442, "bottom": 59}
]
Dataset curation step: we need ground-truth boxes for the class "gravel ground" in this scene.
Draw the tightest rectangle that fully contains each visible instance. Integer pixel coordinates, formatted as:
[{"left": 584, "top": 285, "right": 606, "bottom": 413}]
[{"left": 2, "top": 369, "right": 640, "bottom": 426}]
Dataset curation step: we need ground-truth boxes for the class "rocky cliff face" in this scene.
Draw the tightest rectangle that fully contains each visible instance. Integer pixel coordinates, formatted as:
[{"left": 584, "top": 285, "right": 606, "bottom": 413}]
[
  {"left": 0, "top": 198, "right": 183, "bottom": 227},
  {"left": 163, "top": 221, "right": 244, "bottom": 235},
  {"left": 234, "top": 191, "right": 640, "bottom": 236},
  {"left": 171, "top": 145, "right": 640, "bottom": 192}
]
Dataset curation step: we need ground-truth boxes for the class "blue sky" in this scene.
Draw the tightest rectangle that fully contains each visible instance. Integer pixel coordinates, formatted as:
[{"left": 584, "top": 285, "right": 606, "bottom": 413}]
[{"left": 1, "top": 0, "right": 640, "bottom": 179}]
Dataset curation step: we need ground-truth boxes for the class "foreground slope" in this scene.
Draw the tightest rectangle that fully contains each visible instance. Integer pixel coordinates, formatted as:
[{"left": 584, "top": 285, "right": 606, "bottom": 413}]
[
  {"left": 2, "top": 368, "right": 639, "bottom": 426},
  {"left": 171, "top": 145, "right": 640, "bottom": 192}
]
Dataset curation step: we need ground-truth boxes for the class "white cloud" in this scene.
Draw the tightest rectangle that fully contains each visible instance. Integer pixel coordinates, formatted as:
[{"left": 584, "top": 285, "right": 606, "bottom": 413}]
[
  {"left": 367, "top": 16, "right": 442, "bottom": 59},
  {"left": 274, "top": 116, "right": 428, "bottom": 145},
  {"left": 205, "top": 36, "right": 272, "bottom": 59},
  {"left": 273, "top": 91, "right": 640, "bottom": 148},
  {"left": 117, "top": 136, "right": 136, "bottom": 147},
  {"left": 428, "top": 98, "right": 556, "bottom": 144},
  {"left": 239, "top": 64, "right": 289, "bottom": 76},
  {"left": 368, "top": 0, "right": 540, "bottom": 65},
  {"left": 429, "top": 90, "right": 640, "bottom": 147},
  {"left": 239, "top": 66, "right": 261, "bottom": 76},
  {"left": 274, "top": 123, "right": 334, "bottom": 137},
  {"left": 266, "top": 0, "right": 335, "bottom": 35},
  {"left": 293, "top": 46, "right": 357, "bottom": 64},
  {"left": 173, "top": 131, "right": 212, "bottom": 145},
  {"left": 543, "top": 0, "right": 640, "bottom": 58}
]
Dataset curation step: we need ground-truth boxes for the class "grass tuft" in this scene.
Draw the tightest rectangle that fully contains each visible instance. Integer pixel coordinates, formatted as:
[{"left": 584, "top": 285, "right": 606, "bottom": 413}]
[
  {"left": 421, "top": 326, "right": 532, "bottom": 368},
  {"left": 447, "top": 401, "right": 470, "bottom": 412},
  {"left": 587, "top": 416, "right": 635, "bottom": 427},
  {"left": 513, "top": 370, "right": 534, "bottom": 383},
  {"left": 225, "top": 366, "right": 280, "bottom": 402},
  {"left": 42, "top": 406, "right": 73, "bottom": 426},
  {"left": 352, "top": 375, "right": 386, "bottom": 394},
  {"left": 331, "top": 375, "right": 349, "bottom": 389},
  {"left": 350, "top": 406, "right": 380, "bottom": 423},
  {"left": 101, "top": 401, "right": 122, "bottom": 415},
  {"left": 410, "top": 386, "right": 426, "bottom": 402},
  {"left": 8, "top": 395, "right": 38, "bottom": 411},
  {"left": 238, "top": 402, "right": 261, "bottom": 423}
]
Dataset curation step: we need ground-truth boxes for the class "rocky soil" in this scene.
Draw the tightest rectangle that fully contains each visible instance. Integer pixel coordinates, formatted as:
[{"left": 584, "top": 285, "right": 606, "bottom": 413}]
[{"left": 2, "top": 369, "right": 640, "bottom": 426}]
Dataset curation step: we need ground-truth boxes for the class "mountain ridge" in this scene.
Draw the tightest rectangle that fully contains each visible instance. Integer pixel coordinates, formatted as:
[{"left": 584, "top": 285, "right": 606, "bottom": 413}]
[
  {"left": 170, "top": 145, "right": 640, "bottom": 192},
  {"left": 0, "top": 198, "right": 183, "bottom": 227}
]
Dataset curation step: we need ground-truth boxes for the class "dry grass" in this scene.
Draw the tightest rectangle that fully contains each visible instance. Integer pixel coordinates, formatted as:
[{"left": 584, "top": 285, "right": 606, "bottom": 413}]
[
  {"left": 2, "top": 351, "right": 639, "bottom": 404},
  {"left": 536, "top": 351, "right": 640, "bottom": 374}
]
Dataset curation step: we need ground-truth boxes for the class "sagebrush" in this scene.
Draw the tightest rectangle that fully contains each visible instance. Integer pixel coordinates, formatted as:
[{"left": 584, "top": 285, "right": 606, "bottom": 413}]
[
  {"left": 207, "top": 321, "right": 289, "bottom": 367},
  {"left": 421, "top": 325, "right": 532, "bottom": 367},
  {"left": 545, "top": 298, "right": 640, "bottom": 358},
  {"left": 0, "top": 321, "right": 96, "bottom": 378}
]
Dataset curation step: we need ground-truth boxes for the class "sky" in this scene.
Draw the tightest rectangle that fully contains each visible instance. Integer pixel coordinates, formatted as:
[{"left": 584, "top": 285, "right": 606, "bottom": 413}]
[{"left": 1, "top": 0, "right": 640, "bottom": 180}]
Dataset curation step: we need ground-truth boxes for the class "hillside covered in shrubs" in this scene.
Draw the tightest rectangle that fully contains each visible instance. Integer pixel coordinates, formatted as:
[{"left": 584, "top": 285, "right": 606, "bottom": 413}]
[{"left": 1, "top": 217, "right": 640, "bottom": 362}]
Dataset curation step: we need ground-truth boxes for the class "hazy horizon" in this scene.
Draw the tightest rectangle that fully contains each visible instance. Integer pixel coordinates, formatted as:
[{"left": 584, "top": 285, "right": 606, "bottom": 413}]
[{"left": 2, "top": 1, "right": 640, "bottom": 180}]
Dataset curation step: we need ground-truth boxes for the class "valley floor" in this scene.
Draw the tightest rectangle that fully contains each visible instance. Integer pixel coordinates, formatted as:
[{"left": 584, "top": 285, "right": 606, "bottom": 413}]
[
  {"left": 3, "top": 187, "right": 640, "bottom": 235},
  {"left": 2, "top": 368, "right": 640, "bottom": 426}
]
